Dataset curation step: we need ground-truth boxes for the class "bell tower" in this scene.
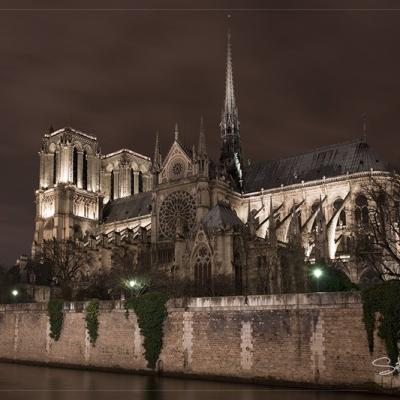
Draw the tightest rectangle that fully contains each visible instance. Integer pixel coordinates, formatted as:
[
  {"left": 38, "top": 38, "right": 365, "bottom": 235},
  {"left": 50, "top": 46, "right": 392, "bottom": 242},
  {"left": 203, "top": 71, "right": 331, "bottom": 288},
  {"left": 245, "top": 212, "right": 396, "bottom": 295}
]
[{"left": 33, "top": 127, "right": 102, "bottom": 253}]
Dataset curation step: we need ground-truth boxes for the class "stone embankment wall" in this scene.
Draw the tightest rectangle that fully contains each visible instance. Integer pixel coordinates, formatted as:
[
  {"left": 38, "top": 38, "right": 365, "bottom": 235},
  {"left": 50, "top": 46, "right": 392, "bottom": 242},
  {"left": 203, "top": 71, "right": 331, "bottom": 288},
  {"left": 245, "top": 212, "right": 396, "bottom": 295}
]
[{"left": 0, "top": 292, "right": 398, "bottom": 392}]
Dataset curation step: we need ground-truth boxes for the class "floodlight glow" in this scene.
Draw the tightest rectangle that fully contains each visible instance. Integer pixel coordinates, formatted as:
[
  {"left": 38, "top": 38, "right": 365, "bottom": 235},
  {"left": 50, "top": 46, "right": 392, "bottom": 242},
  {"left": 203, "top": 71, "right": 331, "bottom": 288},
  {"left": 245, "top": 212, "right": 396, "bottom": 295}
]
[
  {"left": 11, "top": 290, "right": 18, "bottom": 297},
  {"left": 128, "top": 280, "right": 136, "bottom": 288},
  {"left": 313, "top": 268, "right": 323, "bottom": 279}
]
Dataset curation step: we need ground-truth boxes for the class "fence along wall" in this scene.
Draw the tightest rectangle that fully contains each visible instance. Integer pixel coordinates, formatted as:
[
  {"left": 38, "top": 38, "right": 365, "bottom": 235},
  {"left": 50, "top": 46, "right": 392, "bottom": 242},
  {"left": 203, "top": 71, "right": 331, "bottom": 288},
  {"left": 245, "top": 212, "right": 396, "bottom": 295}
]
[{"left": 0, "top": 293, "right": 398, "bottom": 392}]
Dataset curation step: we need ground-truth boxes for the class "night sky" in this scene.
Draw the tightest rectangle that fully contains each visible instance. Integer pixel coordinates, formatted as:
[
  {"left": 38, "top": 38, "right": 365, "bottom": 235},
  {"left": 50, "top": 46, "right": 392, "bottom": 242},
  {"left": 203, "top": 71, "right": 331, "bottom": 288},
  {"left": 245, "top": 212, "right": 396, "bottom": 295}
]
[{"left": 1, "top": 0, "right": 400, "bottom": 266}]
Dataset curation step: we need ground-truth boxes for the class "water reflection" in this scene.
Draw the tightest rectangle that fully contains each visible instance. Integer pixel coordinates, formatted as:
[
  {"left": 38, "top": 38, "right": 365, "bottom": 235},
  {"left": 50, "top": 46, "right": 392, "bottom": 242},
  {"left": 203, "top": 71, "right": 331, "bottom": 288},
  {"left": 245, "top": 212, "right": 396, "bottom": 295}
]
[{"left": 0, "top": 363, "right": 390, "bottom": 400}]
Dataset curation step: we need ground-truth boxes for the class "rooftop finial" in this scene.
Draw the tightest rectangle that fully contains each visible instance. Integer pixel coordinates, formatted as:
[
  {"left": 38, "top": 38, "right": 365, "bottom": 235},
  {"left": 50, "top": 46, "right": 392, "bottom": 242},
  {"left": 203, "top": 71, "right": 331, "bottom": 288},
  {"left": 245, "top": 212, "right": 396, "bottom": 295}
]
[{"left": 174, "top": 123, "right": 179, "bottom": 141}]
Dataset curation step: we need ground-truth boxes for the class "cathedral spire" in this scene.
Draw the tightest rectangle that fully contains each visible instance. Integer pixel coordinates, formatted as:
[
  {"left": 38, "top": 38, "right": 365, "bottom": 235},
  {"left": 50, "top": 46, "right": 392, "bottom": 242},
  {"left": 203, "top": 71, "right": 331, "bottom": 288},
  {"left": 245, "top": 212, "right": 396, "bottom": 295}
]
[
  {"left": 224, "top": 31, "right": 237, "bottom": 119},
  {"left": 219, "top": 27, "right": 242, "bottom": 190}
]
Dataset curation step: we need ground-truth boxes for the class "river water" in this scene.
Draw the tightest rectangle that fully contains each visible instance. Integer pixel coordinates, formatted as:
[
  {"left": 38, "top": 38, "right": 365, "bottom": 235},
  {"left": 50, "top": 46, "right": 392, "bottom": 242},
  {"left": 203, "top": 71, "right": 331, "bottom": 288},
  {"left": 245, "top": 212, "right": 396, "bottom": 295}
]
[{"left": 0, "top": 363, "right": 391, "bottom": 400}]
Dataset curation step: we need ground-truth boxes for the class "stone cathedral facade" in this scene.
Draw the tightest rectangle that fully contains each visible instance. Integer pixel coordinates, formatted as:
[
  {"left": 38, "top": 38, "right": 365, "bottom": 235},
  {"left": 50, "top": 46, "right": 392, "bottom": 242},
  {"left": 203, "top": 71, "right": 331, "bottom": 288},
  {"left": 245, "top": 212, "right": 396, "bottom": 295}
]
[{"left": 32, "top": 35, "right": 390, "bottom": 294}]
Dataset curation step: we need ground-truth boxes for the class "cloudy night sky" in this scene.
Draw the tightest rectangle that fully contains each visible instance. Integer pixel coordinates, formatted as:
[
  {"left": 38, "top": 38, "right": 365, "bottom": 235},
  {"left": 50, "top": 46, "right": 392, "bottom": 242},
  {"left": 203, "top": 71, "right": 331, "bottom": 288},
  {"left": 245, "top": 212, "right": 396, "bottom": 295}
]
[{"left": 1, "top": 0, "right": 400, "bottom": 265}]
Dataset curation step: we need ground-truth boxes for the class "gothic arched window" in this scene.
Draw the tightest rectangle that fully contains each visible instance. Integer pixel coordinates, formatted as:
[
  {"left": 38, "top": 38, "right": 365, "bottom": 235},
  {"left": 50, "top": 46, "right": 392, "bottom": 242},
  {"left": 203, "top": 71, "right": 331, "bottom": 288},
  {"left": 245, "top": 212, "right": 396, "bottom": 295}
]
[
  {"left": 355, "top": 194, "right": 368, "bottom": 225},
  {"left": 82, "top": 151, "right": 88, "bottom": 190},
  {"left": 194, "top": 245, "right": 211, "bottom": 292},
  {"left": 130, "top": 169, "right": 134, "bottom": 195},
  {"left": 73, "top": 147, "right": 78, "bottom": 184},
  {"left": 333, "top": 198, "right": 346, "bottom": 227},
  {"left": 53, "top": 151, "right": 57, "bottom": 185},
  {"left": 110, "top": 170, "right": 114, "bottom": 201},
  {"left": 139, "top": 171, "right": 143, "bottom": 193}
]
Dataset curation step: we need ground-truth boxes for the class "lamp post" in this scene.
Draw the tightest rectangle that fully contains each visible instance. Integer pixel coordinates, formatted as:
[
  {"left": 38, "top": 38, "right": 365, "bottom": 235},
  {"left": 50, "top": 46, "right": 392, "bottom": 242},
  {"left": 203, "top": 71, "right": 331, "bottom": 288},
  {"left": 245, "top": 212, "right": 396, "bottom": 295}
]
[{"left": 313, "top": 268, "right": 323, "bottom": 292}]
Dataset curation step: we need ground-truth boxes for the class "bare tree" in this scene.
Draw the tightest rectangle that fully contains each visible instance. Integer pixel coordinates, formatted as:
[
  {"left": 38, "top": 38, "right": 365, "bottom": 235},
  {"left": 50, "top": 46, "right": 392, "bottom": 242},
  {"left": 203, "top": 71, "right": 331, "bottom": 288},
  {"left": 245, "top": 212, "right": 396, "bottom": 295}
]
[
  {"left": 37, "top": 238, "right": 93, "bottom": 299},
  {"left": 360, "top": 174, "right": 400, "bottom": 280}
]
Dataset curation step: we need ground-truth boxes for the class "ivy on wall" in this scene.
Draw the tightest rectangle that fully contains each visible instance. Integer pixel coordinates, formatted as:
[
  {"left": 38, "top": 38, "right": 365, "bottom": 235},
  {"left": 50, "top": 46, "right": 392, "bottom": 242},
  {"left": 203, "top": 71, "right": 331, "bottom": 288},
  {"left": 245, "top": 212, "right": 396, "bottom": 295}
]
[
  {"left": 125, "top": 292, "right": 169, "bottom": 369},
  {"left": 361, "top": 280, "right": 400, "bottom": 366},
  {"left": 85, "top": 298, "right": 100, "bottom": 346},
  {"left": 47, "top": 299, "right": 64, "bottom": 341}
]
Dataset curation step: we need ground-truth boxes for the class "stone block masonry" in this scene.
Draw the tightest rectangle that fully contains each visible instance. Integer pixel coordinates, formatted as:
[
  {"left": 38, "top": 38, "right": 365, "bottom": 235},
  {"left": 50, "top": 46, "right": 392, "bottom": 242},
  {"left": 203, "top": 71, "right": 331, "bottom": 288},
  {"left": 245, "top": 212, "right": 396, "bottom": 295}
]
[{"left": 0, "top": 293, "right": 398, "bottom": 393}]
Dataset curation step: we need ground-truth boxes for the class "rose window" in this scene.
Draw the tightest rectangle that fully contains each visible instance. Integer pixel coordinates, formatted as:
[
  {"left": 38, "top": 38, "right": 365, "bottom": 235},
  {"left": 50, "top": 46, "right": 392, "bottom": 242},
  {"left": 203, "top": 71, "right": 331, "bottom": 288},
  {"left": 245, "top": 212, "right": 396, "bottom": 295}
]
[
  {"left": 159, "top": 190, "right": 196, "bottom": 239},
  {"left": 172, "top": 162, "right": 183, "bottom": 176}
]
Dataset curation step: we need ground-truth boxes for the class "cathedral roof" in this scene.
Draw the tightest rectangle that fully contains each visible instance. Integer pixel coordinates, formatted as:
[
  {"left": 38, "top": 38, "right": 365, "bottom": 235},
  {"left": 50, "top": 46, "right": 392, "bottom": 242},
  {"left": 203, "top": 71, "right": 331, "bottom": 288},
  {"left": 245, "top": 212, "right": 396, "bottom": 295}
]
[
  {"left": 102, "top": 191, "right": 152, "bottom": 223},
  {"left": 202, "top": 201, "right": 245, "bottom": 232},
  {"left": 243, "top": 138, "right": 387, "bottom": 193}
]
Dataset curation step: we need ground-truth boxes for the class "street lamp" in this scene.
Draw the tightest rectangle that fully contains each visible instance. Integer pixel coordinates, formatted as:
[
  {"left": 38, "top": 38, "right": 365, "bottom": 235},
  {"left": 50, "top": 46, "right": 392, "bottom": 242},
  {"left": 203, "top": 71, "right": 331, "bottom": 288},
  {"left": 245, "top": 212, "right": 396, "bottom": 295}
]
[
  {"left": 125, "top": 279, "right": 137, "bottom": 299},
  {"left": 313, "top": 268, "right": 323, "bottom": 292},
  {"left": 128, "top": 280, "right": 136, "bottom": 288},
  {"left": 11, "top": 289, "right": 19, "bottom": 300}
]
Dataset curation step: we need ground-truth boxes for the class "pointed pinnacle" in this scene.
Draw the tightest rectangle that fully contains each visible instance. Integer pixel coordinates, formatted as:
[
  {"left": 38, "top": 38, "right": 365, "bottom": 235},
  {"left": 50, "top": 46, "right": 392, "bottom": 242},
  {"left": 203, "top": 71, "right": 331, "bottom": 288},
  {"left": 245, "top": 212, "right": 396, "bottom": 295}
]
[
  {"left": 174, "top": 123, "right": 179, "bottom": 141},
  {"left": 153, "top": 132, "right": 162, "bottom": 171},
  {"left": 154, "top": 132, "right": 160, "bottom": 160},
  {"left": 198, "top": 116, "right": 207, "bottom": 156}
]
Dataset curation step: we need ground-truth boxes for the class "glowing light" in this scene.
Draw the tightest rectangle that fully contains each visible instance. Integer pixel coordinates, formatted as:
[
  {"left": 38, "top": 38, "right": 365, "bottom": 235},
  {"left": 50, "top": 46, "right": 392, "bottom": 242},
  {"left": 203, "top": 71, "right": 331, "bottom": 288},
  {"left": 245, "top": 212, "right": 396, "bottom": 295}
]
[
  {"left": 11, "top": 290, "right": 18, "bottom": 297},
  {"left": 128, "top": 280, "right": 136, "bottom": 288},
  {"left": 313, "top": 268, "right": 323, "bottom": 279}
]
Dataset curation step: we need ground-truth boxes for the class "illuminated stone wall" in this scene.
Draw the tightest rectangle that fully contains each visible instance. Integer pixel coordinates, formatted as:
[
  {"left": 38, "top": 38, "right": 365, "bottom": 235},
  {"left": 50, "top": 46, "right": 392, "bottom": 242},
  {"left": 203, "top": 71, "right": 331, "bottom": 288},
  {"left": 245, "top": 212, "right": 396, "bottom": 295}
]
[{"left": 0, "top": 293, "right": 398, "bottom": 392}]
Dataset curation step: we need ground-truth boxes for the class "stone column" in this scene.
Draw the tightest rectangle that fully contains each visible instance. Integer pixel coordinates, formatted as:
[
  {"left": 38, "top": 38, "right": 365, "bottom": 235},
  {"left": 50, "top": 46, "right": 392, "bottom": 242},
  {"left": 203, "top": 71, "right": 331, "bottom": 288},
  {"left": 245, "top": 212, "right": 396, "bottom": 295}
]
[
  {"left": 55, "top": 149, "right": 61, "bottom": 184},
  {"left": 102, "top": 171, "right": 111, "bottom": 203},
  {"left": 113, "top": 169, "right": 120, "bottom": 199},
  {"left": 77, "top": 151, "right": 83, "bottom": 189},
  {"left": 133, "top": 171, "right": 139, "bottom": 194},
  {"left": 59, "top": 144, "right": 68, "bottom": 183},
  {"left": 86, "top": 154, "right": 100, "bottom": 192},
  {"left": 39, "top": 151, "right": 45, "bottom": 188},
  {"left": 94, "top": 155, "right": 101, "bottom": 192},
  {"left": 67, "top": 143, "right": 73, "bottom": 183},
  {"left": 45, "top": 153, "right": 54, "bottom": 188},
  {"left": 119, "top": 167, "right": 130, "bottom": 198}
]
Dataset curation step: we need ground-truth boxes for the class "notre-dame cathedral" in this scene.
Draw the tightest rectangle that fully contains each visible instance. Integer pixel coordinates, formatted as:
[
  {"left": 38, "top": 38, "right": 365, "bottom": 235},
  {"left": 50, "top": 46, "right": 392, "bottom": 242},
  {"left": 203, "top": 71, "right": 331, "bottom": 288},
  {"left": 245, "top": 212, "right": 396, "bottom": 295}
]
[{"left": 32, "top": 34, "right": 389, "bottom": 294}]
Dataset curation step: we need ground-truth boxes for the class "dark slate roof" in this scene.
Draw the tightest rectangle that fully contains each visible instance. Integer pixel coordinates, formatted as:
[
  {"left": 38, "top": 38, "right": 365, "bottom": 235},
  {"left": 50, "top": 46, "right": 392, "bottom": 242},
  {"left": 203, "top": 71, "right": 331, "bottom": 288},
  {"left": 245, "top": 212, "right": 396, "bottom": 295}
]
[
  {"left": 202, "top": 202, "right": 246, "bottom": 232},
  {"left": 243, "top": 138, "right": 387, "bottom": 193},
  {"left": 102, "top": 191, "right": 152, "bottom": 223}
]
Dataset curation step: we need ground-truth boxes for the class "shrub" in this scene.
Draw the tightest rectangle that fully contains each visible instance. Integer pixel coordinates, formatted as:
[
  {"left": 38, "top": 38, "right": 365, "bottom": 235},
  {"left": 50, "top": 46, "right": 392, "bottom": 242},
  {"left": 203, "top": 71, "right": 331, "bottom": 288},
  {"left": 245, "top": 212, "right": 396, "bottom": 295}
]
[
  {"left": 47, "top": 299, "right": 64, "bottom": 340},
  {"left": 361, "top": 280, "right": 400, "bottom": 366},
  {"left": 85, "top": 298, "right": 100, "bottom": 346}
]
